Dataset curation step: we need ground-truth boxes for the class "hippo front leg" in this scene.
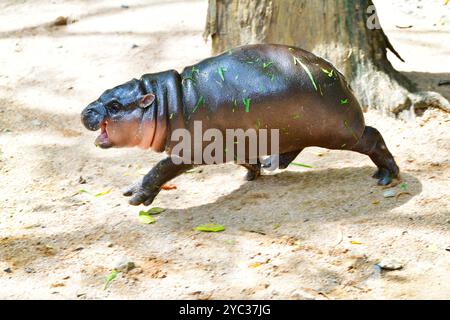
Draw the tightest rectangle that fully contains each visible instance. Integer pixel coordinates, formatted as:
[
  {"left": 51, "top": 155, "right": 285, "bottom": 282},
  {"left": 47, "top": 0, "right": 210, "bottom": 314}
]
[{"left": 123, "top": 157, "right": 194, "bottom": 206}]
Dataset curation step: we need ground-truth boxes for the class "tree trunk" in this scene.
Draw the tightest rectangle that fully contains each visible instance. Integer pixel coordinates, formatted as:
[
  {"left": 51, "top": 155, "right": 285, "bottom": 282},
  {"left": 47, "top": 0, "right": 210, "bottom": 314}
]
[{"left": 204, "top": 0, "right": 449, "bottom": 116}]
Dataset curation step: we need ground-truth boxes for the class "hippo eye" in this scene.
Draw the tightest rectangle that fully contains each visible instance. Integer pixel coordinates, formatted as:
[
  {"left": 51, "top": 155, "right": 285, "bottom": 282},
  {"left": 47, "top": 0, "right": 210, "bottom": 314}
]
[{"left": 108, "top": 101, "right": 122, "bottom": 113}]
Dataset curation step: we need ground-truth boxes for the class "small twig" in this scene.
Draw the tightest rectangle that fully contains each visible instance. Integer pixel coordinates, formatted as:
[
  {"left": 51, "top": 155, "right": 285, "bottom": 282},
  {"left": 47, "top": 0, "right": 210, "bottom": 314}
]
[{"left": 395, "top": 25, "right": 413, "bottom": 29}]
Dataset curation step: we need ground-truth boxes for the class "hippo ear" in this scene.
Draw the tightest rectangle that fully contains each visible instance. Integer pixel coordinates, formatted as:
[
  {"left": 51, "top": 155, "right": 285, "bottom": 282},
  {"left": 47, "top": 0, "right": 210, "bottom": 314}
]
[{"left": 138, "top": 93, "right": 155, "bottom": 108}]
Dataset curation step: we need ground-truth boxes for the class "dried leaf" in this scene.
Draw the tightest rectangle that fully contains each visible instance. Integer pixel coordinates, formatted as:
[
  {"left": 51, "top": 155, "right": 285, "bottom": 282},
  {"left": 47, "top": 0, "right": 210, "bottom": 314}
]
[
  {"left": 161, "top": 184, "right": 177, "bottom": 190},
  {"left": 350, "top": 240, "right": 363, "bottom": 245},
  {"left": 249, "top": 262, "right": 262, "bottom": 268}
]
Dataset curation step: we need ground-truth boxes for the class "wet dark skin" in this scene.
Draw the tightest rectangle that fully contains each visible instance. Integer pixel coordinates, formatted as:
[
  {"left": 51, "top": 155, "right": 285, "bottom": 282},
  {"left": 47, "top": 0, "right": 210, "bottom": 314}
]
[{"left": 81, "top": 44, "right": 400, "bottom": 206}]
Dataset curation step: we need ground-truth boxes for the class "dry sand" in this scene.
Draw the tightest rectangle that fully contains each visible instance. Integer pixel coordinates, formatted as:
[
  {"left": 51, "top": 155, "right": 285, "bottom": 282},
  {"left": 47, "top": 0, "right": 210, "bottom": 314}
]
[{"left": 0, "top": 0, "right": 449, "bottom": 299}]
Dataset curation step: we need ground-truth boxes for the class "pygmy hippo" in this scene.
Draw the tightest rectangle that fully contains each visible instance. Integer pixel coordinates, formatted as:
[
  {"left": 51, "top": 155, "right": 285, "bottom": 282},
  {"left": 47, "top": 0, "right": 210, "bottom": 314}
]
[{"left": 81, "top": 44, "right": 400, "bottom": 206}]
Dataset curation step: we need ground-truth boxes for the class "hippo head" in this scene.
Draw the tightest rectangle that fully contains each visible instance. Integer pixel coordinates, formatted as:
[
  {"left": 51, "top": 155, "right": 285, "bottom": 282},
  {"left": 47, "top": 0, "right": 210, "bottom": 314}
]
[{"left": 81, "top": 79, "right": 156, "bottom": 149}]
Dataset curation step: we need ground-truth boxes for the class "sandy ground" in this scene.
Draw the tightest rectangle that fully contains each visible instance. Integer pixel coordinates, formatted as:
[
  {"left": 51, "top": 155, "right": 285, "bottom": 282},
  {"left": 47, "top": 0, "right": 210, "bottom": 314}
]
[{"left": 0, "top": 0, "right": 449, "bottom": 299}]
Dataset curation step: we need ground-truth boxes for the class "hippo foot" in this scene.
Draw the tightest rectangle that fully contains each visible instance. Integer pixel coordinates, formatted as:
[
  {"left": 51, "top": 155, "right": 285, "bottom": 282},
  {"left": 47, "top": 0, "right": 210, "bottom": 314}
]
[
  {"left": 374, "top": 168, "right": 395, "bottom": 186},
  {"left": 123, "top": 181, "right": 159, "bottom": 206},
  {"left": 245, "top": 169, "right": 261, "bottom": 181}
]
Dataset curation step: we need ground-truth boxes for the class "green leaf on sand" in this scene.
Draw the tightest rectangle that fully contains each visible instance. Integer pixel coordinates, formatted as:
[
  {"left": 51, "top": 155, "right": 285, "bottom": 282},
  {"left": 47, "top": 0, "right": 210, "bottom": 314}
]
[
  {"left": 138, "top": 212, "right": 156, "bottom": 224},
  {"left": 95, "top": 189, "right": 112, "bottom": 197},
  {"left": 144, "top": 207, "right": 166, "bottom": 215},
  {"left": 290, "top": 162, "right": 313, "bottom": 169},
  {"left": 194, "top": 223, "right": 225, "bottom": 232},
  {"left": 399, "top": 182, "right": 408, "bottom": 191},
  {"left": 340, "top": 99, "right": 349, "bottom": 105},
  {"left": 104, "top": 269, "right": 118, "bottom": 290}
]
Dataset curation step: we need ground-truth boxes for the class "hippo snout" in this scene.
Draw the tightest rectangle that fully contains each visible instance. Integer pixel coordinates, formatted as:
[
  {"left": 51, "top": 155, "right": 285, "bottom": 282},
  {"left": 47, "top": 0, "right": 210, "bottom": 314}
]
[{"left": 81, "top": 101, "right": 106, "bottom": 131}]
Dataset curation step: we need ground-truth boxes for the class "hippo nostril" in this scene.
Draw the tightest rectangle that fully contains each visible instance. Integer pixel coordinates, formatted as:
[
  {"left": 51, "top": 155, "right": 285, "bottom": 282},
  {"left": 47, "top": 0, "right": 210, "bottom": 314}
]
[{"left": 81, "top": 102, "right": 107, "bottom": 131}]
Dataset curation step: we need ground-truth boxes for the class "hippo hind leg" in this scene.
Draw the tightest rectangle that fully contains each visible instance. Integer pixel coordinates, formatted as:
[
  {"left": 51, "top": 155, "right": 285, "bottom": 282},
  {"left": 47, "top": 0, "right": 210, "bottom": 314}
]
[
  {"left": 350, "top": 126, "right": 400, "bottom": 185},
  {"left": 241, "top": 163, "right": 261, "bottom": 181}
]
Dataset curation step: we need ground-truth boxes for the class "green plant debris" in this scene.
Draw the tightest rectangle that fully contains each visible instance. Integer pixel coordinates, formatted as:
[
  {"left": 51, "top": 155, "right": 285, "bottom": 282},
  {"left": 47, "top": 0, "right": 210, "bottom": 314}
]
[
  {"left": 319, "top": 85, "right": 324, "bottom": 96},
  {"left": 340, "top": 99, "right": 349, "bottom": 105},
  {"left": 399, "top": 182, "right": 408, "bottom": 191},
  {"left": 343, "top": 120, "right": 359, "bottom": 142},
  {"left": 194, "top": 223, "right": 225, "bottom": 232},
  {"left": 321, "top": 68, "right": 334, "bottom": 78},
  {"left": 185, "top": 169, "right": 196, "bottom": 174},
  {"left": 193, "top": 95, "right": 205, "bottom": 113},
  {"left": 104, "top": 269, "right": 118, "bottom": 290},
  {"left": 95, "top": 189, "right": 112, "bottom": 197},
  {"left": 169, "top": 113, "right": 174, "bottom": 120},
  {"left": 77, "top": 189, "right": 90, "bottom": 194},
  {"left": 242, "top": 97, "right": 251, "bottom": 113},
  {"left": 290, "top": 162, "right": 313, "bottom": 169},
  {"left": 341, "top": 143, "right": 347, "bottom": 148},
  {"left": 263, "top": 61, "right": 274, "bottom": 69},
  {"left": 256, "top": 118, "right": 261, "bottom": 130},
  {"left": 292, "top": 113, "right": 301, "bottom": 120},
  {"left": 191, "top": 66, "right": 200, "bottom": 75},
  {"left": 217, "top": 66, "right": 226, "bottom": 81},
  {"left": 288, "top": 47, "right": 295, "bottom": 52},
  {"left": 143, "top": 207, "right": 166, "bottom": 215},
  {"left": 293, "top": 56, "right": 318, "bottom": 91},
  {"left": 138, "top": 211, "right": 156, "bottom": 224}
]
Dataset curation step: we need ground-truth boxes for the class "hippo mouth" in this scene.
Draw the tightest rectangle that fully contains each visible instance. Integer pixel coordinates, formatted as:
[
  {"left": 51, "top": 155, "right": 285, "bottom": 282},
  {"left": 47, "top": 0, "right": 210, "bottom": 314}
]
[{"left": 95, "top": 121, "right": 113, "bottom": 149}]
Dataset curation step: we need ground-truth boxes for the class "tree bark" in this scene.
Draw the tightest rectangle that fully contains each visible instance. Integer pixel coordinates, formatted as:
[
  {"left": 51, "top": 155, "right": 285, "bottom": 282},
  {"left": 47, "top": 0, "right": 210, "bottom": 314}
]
[{"left": 204, "top": 0, "right": 449, "bottom": 116}]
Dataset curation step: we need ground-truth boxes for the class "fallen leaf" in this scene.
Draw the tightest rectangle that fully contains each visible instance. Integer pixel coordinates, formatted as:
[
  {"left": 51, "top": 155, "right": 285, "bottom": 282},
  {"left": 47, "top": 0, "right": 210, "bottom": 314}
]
[
  {"left": 95, "top": 189, "right": 112, "bottom": 197},
  {"left": 396, "top": 192, "right": 412, "bottom": 199},
  {"left": 104, "top": 270, "right": 118, "bottom": 290},
  {"left": 372, "top": 200, "right": 380, "bottom": 205},
  {"left": 249, "top": 262, "right": 262, "bottom": 268},
  {"left": 138, "top": 212, "right": 156, "bottom": 224},
  {"left": 383, "top": 189, "right": 396, "bottom": 198},
  {"left": 350, "top": 241, "right": 363, "bottom": 245},
  {"left": 194, "top": 223, "right": 225, "bottom": 232},
  {"left": 161, "top": 184, "right": 177, "bottom": 190},
  {"left": 399, "top": 182, "right": 408, "bottom": 191},
  {"left": 143, "top": 207, "right": 166, "bottom": 215},
  {"left": 290, "top": 162, "right": 313, "bottom": 169},
  {"left": 51, "top": 282, "right": 65, "bottom": 288}
]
